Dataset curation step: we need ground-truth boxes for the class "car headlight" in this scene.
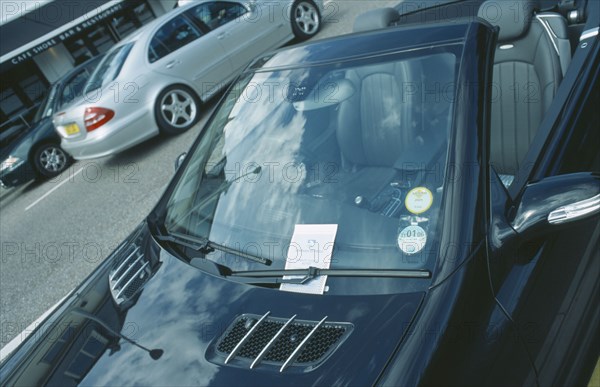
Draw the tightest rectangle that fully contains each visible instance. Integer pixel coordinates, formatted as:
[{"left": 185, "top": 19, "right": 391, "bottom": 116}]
[{"left": 0, "top": 156, "right": 22, "bottom": 173}]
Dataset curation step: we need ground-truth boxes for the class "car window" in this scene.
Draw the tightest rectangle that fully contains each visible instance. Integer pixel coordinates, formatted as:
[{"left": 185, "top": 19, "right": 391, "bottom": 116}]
[
  {"left": 58, "top": 70, "right": 88, "bottom": 109},
  {"left": 34, "top": 85, "right": 58, "bottom": 121},
  {"left": 187, "top": 1, "right": 247, "bottom": 30},
  {"left": 86, "top": 44, "right": 133, "bottom": 91},
  {"left": 148, "top": 15, "right": 203, "bottom": 63}
]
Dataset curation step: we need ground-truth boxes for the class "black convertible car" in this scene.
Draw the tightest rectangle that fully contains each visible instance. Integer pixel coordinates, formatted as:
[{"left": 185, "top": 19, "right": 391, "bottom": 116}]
[
  {"left": 1, "top": 0, "right": 598, "bottom": 385},
  {"left": 0, "top": 56, "right": 102, "bottom": 188}
]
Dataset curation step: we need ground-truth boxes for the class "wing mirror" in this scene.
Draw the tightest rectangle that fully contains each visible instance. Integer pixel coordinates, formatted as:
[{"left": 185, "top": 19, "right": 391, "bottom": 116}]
[
  {"left": 510, "top": 172, "right": 600, "bottom": 237},
  {"left": 174, "top": 152, "right": 187, "bottom": 171}
]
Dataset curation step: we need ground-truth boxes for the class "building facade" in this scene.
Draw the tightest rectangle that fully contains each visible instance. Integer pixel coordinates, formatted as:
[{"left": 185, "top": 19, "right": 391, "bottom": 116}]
[{"left": 0, "top": 0, "right": 177, "bottom": 143}]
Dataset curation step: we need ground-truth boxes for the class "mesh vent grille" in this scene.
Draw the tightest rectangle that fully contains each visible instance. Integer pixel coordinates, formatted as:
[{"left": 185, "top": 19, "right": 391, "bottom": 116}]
[
  {"left": 109, "top": 244, "right": 151, "bottom": 305},
  {"left": 214, "top": 313, "right": 352, "bottom": 371},
  {"left": 237, "top": 321, "right": 281, "bottom": 359},
  {"left": 264, "top": 323, "right": 313, "bottom": 362},
  {"left": 217, "top": 318, "right": 248, "bottom": 353},
  {"left": 296, "top": 325, "right": 346, "bottom": 363}
]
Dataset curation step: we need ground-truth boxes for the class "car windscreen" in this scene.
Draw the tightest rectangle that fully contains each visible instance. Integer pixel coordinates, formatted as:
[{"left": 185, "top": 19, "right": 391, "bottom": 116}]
[
  {"left": 161, "top": 45, "right": 459, "bottom": 291},
  {"left": 85, "top": 44, "right": 133, "bottom": 92}
]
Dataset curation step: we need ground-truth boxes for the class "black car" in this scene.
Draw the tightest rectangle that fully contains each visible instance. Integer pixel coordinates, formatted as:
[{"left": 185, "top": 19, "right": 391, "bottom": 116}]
[
  {"left": 0, "top": 56, "right": 103, "bottom": 188},
  {"left": 1, "top": 0, "right": 598, "bottom": 385}
]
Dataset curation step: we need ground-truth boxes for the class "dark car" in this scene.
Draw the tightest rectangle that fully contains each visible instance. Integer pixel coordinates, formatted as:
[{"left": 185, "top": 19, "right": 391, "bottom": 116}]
[
  {"left": 1, "top": 0, "right": 598, "bottom": 385},
  {"left": 0, "top": 56, "right": 103, "bottom": 188}
]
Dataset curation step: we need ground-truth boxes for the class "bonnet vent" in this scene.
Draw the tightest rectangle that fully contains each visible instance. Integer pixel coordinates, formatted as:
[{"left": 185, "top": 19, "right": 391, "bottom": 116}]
[
  {"left": 108, "top": 244, "right": 151, "bottom": 305},
  {"left": 213, "top": 312, "right": 353, "bottom": 372}
]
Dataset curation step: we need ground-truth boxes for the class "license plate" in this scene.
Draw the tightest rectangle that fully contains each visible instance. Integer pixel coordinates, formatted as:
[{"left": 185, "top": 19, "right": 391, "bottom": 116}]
[{"left": 64, "top": 123, "right": 80, "bottom": 135}]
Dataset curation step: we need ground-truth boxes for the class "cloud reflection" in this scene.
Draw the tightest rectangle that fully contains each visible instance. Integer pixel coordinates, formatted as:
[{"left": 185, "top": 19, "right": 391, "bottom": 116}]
[{"left": 81, "top": 253, "right": 246, "bottom": 386}]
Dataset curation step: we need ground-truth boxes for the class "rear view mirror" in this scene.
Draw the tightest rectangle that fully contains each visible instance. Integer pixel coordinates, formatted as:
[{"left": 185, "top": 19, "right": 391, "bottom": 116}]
[{"left": 293, "top": 79, "right": 355, "bottom": 111}]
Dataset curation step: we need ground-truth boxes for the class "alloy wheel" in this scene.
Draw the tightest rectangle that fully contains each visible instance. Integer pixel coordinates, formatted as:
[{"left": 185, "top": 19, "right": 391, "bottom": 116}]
[
  {"left": 160, "top": 89, "right": 198, "bottom": 129},
  {"left": 294, "top": 1, "right": 320, "bottom": 36},
  {"left": 39, "top": 146, "right": 67, "bottom": 173}
]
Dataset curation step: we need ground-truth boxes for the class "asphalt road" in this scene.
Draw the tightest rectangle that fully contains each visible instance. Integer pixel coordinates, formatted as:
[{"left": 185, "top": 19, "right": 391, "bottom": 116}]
[{"left": 0, "top": 0, "right": 399, "bottom": 349}]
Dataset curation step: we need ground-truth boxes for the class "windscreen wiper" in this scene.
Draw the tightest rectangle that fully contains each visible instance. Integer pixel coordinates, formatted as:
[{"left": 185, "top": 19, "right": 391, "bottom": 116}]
[
  {"left": 154, "top": 230, "right": 272, "bottom": 266},
  {"left": 228, "top": 266, "right": 431, "bottom": 285}
]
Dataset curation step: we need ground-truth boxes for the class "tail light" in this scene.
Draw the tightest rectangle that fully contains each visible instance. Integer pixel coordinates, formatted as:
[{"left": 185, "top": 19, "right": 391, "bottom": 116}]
[{"left": 84, "top": 107, "right": 114, "bottom": 132}]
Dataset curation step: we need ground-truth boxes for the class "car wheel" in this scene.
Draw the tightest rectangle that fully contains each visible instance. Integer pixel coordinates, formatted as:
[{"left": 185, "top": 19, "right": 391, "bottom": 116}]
[
  {"left": 291, "top": 0, "right": 321, "bottom": 40},
  {"left": 33, "top": 143, "right": 70, "bottom": 178},
  {"left": 155, "top": 85, "right": 201, "bottom": 135}
]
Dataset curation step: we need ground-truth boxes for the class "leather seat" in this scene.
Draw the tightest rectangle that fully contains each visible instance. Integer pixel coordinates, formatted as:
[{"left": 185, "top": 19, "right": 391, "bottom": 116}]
[
  {"left": 477, "top": 0, "right": 571, "bottom": 183},
  {"left": 322, "top": 56, "right": 453, "bottom": 205},
  {"left": 337, "top": 62, "right": 417, "bottom": 169},
  {"left": 336, "top": 55, "right": 453, "bottom": 171},
  {"left": 318, "top": 63, "right": 415, "bottom": 203}
]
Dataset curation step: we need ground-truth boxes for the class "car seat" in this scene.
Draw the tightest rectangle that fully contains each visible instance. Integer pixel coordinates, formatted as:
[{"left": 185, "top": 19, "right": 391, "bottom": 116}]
[{"left": 477, "top": 0, "right": 571, "bottom": 186}]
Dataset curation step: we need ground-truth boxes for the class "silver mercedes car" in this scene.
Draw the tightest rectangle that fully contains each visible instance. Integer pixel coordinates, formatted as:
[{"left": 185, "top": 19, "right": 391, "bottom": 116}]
[{"left": 54, "top": 0, "right": 323, "bottom": 160}]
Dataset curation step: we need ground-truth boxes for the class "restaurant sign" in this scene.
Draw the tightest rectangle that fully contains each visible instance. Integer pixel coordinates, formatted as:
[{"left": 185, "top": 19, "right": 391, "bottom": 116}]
[{"left": 7, "top": 3, "right": 124, "bottom": 66}]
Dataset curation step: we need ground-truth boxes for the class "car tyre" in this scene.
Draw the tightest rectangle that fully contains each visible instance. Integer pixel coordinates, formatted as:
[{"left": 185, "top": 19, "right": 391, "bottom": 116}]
[
  {"left": 32, "top": 143, "right": 70, "bottom": 178},
  {"left": 291, "top": 0, "right": 321, "bottom": 40},
  {"left": 155, "top": 85, "right": 201, "bottom": 135}
]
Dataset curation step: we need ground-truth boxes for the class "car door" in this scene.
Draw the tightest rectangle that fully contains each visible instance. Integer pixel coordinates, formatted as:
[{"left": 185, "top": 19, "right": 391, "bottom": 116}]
[
  {"left": 185, "top": 1, "right": 288, "bottom": 74},
  {"left": 485, "top": 6, "right": 600, "bottom": 385},
  {"left": 149, "top": 12, "right": 233, "bottom": 100}
]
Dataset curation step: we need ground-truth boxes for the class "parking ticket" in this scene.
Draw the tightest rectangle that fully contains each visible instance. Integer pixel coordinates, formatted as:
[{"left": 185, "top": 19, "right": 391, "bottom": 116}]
[{"left": 280, "top": 224, "right": 338, "bottom": 295}]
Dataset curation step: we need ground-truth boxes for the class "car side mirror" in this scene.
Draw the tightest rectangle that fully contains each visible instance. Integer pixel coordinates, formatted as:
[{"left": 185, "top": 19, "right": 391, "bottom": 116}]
[
  {"left": 510, "top": 172, "right": 600, "bottom": 238},
  {"left": 174, "top": 152, "right": 187, "bottom": 171}
]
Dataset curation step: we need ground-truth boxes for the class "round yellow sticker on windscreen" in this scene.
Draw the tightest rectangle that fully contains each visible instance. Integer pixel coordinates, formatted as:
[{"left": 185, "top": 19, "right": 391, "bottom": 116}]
[{"left": 405, "top": 187, "right": 433, "bottom": 214}]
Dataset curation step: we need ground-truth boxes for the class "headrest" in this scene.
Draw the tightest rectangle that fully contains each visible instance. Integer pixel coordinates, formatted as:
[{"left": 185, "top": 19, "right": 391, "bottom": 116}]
[
  {"left": 478, "top": 0, "right": 540, "bottom": 42},
  {"left": 353, "top": 8, "right": 399, "bottom": 33}
]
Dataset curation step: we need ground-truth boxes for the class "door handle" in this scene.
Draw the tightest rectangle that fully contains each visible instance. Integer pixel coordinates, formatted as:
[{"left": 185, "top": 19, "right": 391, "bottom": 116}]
[
  {"left": 217, "top": 31, "right": 231, "bottom": 40},
  {"left": 166, "top": 60, "right": 180, "bottom": 69}
]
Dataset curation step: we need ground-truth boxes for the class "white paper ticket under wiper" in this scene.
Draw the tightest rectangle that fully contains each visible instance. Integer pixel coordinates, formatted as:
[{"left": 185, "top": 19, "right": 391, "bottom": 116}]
[{"left": 280, "top": 224, "right": 338, "bottom": 295}]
